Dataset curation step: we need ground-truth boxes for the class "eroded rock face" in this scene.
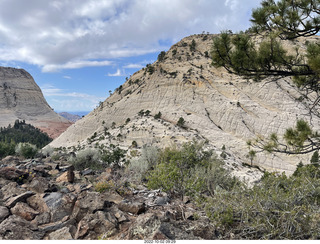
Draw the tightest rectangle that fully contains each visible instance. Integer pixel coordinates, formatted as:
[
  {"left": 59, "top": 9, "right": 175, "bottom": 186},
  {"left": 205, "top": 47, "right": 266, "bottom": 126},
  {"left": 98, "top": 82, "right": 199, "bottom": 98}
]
[
  {"left": 0, "top": 67, "right": 72, "bottom": 138},
  {"left": 50, "top": 34, "right": 320, "bottom": 174}
]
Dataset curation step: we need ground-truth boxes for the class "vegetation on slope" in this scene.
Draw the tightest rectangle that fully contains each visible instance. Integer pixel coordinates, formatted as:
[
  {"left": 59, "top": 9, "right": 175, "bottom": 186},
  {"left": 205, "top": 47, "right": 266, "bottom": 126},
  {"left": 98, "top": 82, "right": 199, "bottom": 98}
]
[{"left": 0, "top": 119, "right": 52, "bottom": 159}]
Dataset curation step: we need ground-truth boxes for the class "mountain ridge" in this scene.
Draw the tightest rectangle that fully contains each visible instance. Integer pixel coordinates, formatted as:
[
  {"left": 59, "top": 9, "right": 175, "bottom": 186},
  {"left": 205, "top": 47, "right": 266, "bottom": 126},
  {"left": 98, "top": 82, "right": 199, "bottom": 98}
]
[{"left": 50, "top": 34, "right": 320, "bottom": 175}]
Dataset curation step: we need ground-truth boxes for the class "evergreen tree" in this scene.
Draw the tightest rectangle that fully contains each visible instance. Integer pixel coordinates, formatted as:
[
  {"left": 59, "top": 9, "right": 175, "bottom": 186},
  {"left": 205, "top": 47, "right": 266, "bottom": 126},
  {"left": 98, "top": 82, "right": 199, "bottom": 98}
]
[
  {"left": 213, "top": 0, "right": 320, "bottom": 155},
  {"left": 0, "top": 120, "right": 52, "bottom": 158}
]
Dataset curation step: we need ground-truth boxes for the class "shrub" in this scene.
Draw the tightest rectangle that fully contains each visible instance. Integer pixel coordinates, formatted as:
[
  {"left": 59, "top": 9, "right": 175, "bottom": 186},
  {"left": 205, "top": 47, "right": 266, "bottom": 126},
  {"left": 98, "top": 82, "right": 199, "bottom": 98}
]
[
  {"left": 94, "top": 180, "right": 116, "bottom": 193},
  {"left": 158, "top": 51, "right": 166, "bottom": 62},
  {"left": 131, "top": 141, "right": 138, "bottom": 148},
  {"left": 311, "top": 151, "right": 319, "bottom": 164},
  {"left": 41, "top": 146, "right": 54, "bottom": 157},
  {"left": 177, "top": 117, "right": 186, "bottom": 128},
  {"left": 154, "top": 111, "right": 162, "bottom": 119},
  {"left": 69, "top": 148, "right": 102, "bottom": 170},
  {"left": 15, "top": 143, "right": 38, "bottom": 159},
  {"left": 101, "top": 146, "right": 127, "bottom": 168},
  {"left": 146, "top": 64, "right": 155, "bottom": 75},
  {"left": 205, "top": 167, "right": 320, "bottom": 239},
  {"left": 127, "top": 146, "right": 159, "bottom": 182},
  {"left": 189, "top": 39, "right": 196, "bottom": 52},
  {"left": 0, "top": 142, "right": 15, "bottom": 159},
  {"left": 147, "top": 141, "right": 217, "bottom": 199}
]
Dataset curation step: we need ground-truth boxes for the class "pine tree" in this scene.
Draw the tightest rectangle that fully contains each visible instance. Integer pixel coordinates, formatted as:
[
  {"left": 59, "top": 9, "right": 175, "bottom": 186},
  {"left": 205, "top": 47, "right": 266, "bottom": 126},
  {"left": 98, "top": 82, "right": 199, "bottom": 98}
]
[{"left": 213, "top": 0, "right": 320, "bottom": 155}]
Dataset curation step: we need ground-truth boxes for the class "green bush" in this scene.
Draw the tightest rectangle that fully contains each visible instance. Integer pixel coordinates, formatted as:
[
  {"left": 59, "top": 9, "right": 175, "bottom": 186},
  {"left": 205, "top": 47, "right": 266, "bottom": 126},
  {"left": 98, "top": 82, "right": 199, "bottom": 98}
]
[
  {"left": 101, "top": 146, "right": 126, "bottom": 168},
  {"left": 146, "top": 141, "right": 222, "bottom": 199},
  {"left": 158, "top": 51, "right": 166, "bottom": 62},
  {"left": 0, "top": 142, "right": 15, "bottom": 159},
  {"left": 205, "top": 166, "right": 320, "bottom": 239},
  {"left": 15, "top": 142, "right": 38, "bottom": 159},
  {"left": 177, "top": 117, "right": 186, "bottom": 128},
  {"left": 154, "top": 111, "right": 162, "bottom": 119}
]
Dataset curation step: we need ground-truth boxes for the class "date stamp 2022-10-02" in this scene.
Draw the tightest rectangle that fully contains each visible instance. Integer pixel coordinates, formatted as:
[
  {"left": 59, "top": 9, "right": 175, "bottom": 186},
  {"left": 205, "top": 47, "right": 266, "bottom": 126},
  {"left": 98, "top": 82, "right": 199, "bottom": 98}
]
[{"left": 144, "top": 240, "right": 177, "bottom": 244}]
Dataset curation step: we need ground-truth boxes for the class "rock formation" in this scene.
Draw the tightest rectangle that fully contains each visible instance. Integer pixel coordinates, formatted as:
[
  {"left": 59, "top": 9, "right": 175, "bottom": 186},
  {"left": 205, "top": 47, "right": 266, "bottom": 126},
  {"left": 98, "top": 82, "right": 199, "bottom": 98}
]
[
  {"left": 50, "top": 34, "right": 320, "bottom": 174},
  {"left": 0, "top": 156, "right": 215, "bottom": 240},
  {"left": 0, "top": 67, "right": 72, "bottom": 138}
]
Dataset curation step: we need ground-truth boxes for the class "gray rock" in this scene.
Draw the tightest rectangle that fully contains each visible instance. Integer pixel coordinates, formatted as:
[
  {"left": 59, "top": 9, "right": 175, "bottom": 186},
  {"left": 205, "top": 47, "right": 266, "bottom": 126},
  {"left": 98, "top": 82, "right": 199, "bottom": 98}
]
[
  {"left": 72, "top": 191, "right": 107, "bottom": 221},
  {"left": 48, "top": 226, "right": 74, "bottom": 240},
  {"left": 1, "top": 182, "right": 26, "bottom": 201},
  {"left": 0, "top": 206, "right": 9, "bottom": 223},
  {"left": 118, "top": 201, "right": 145, "bottom": 215},
  {"left": 81, "top": 169, "right": 93, "bottom": 176},
  {"left": 155, "top": 196, "right": 170, "bottom": 205},
  {"left": 38, "top": 218, "right": 76, "bottom": 232},
  {"left": 0, "top": 215, "right": 44, "bottom": 240},
  {"left": 75, "top": 211, "right": 118, "bottom": 239},
  {"left": 43, "top": 192, "right": 77, "bottom": 222},
  {"left": 27, "top": 177, "right": 50, "bottom": 193}
]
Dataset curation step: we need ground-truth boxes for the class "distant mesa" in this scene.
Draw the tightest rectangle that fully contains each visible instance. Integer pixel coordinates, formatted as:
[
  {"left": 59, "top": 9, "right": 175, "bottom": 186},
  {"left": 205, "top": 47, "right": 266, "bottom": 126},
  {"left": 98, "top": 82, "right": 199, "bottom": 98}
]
[
  {"left": 58, "top": 112, "right": 82, "bottom": 123},
  {"left": 0, "top": 66, "right": 72, "bottom": 139}
]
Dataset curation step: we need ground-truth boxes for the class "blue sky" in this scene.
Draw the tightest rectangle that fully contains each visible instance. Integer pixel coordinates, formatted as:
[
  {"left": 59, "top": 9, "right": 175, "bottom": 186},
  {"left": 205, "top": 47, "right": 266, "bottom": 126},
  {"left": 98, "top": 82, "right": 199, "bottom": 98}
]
[{"left": 0, "top": 0, "right": 262, "bottom": 113}]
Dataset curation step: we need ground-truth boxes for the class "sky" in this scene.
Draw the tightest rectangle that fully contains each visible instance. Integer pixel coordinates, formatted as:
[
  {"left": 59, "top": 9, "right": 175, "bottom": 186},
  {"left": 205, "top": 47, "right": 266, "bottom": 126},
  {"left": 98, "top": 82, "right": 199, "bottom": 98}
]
[{"left": 0, "top": 0, "right": 262, "bottom": 113}]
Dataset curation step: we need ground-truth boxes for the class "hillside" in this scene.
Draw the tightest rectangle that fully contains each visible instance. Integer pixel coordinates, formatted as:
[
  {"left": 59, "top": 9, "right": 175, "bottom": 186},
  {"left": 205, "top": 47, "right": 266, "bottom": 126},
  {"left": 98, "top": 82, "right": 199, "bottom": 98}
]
[
  {"left": 58, "top": 112, "right": 81, "bottom": 123},
  {"left": 50, "top": 34, "right": 320, "bottom": 175},
  {"left": 0, "top": 67, "right": 72, "bottom": 138}
]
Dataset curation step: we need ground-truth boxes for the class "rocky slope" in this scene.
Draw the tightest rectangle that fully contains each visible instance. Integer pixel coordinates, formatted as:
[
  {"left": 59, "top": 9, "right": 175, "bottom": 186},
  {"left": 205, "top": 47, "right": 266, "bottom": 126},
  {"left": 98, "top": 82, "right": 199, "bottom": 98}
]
[
  {"left": 50, "top": 34, "right": 320, "bottom": 174},
  {"left": 0, "top": 67, "right": 72, "bottom": 138},
  {"left": 0, "top": 155, "right": 215, "bottom": 240}
]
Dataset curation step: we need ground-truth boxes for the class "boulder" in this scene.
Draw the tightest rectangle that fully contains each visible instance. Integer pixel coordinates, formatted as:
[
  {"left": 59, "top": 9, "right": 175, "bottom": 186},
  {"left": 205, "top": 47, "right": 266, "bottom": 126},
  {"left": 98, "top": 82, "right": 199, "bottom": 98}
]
[
  {"left": 43, "top": 192, "right": 77, "bottom": 222},
  {"left": 11, "top": 202, "right": 39, "bottom": 221},
  {"left": 0, "top": 167, "right": 29, "bottom": 182},
  {"left": 72, "top": 191, "right": 107, "bottom": 221},
  {"left": 48, "top": 226, "right": 75, "bottom": 240},
  {"left": 114, "top": 209, "right": 129, "bottom": 223},
  {"left": 38, "top": 218, "right": 76, "bottom": 233},
  {"left": 1, "top": 156, "right": 20, "bottom": 165},
  {"left": 26, "top": 177, "right": 50, "bottom": 193},
  {"left": 118, "top": 201, "right": 145, "bottom": 215},
  {"left": 27, "top": 194, "right": 50, "bottom": 213},
  {"left": 1, "top": 182, "right": 26, "bottom": 201},
  {"left": 0, "top": 215, "right": 44, "bottom": 240},
  {"left": 6, "top": 191, "right": 35, "bottom": 208},
  {"left": 56, "top": 166, "right": 75, "bottom": 183},
  {"left": 0, "top": 206, "right": 9, "bottom": 223},
  {"left": 31, "top": 212, "right": 51, "bottom": 226},
  {"left": 75, "top": 211, "right": 118, "bottom": 239}
]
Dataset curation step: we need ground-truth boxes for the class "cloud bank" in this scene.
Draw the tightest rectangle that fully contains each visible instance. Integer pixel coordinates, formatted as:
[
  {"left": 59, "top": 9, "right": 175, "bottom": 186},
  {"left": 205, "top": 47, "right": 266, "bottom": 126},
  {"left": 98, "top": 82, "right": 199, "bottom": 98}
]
[{"left": 0, "top": 0, "right": 261, "bottom": 72}]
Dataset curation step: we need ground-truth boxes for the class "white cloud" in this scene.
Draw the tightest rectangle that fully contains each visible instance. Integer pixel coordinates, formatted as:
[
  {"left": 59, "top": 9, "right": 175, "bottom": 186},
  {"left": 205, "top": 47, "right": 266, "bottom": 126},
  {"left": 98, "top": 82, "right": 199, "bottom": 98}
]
[
  {"left": 42, "top": 60, "right": 113, "bottom": 72},
  {"left": 63, "top": 76, "right": 72, "bottom": 79},
  {"left": 0, "top": 0, "right": 262, "bottom": 72},
  {"left": 107, "top": 68, "right": 125, "bottom": 77},
  {"left": 41, "top": 84, "right": 105, "bottom": 111},
  {"left": 123, "top": 63, "right": 144, "bottom": 69}
]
